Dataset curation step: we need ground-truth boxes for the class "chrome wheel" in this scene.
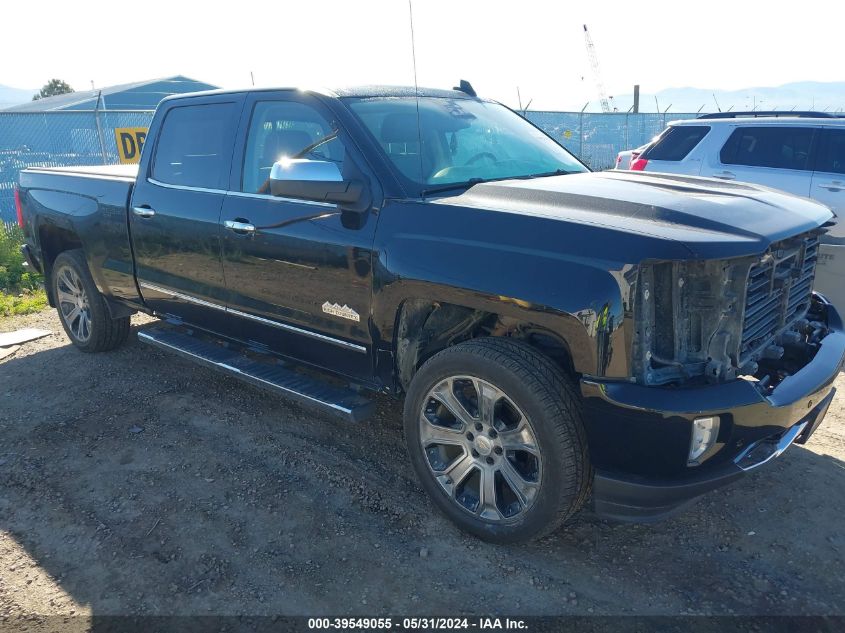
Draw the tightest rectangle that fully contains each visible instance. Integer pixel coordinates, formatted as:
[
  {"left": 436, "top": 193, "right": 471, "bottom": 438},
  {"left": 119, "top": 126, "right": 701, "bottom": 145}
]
[
  {"left": 56, "top": 265, "right": 92, "bottom": 343},
  {"left": 419, "top": 376, "right": 542, "bottom": 522}
]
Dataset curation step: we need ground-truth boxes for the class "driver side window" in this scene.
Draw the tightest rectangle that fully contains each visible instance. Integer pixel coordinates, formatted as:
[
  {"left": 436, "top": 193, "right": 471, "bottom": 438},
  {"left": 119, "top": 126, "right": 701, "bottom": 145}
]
[{"left": 241, "top": 100, "right": 346, "bottom": 194}]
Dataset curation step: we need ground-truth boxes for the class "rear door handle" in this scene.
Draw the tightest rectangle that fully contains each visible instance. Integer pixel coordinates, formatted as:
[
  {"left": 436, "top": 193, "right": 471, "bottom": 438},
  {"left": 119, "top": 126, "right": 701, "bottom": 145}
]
[
  {"left": 132, "top": 206, "right": 155, "bottom": 218},
  {"left": 819, "top": 181, "right": 844, "bottom": 192},
  {"left": 224, "top": 219, "right": 256, "bottom": 234},
  {"left": 713, "top": 171, "right": 736, "bottom": 180}
]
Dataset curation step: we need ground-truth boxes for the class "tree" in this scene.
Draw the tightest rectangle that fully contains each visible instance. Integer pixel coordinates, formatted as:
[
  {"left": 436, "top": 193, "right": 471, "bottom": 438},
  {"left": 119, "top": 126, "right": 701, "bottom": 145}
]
[{"left": 32, "top": 79, "right": 74, "bottom": 101}]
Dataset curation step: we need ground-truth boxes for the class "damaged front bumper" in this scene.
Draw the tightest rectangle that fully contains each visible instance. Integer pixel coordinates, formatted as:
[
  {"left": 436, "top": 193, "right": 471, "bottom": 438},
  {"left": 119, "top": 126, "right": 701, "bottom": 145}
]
[{"left": 582, "top": 294, "right": 845, "bottom": 522}]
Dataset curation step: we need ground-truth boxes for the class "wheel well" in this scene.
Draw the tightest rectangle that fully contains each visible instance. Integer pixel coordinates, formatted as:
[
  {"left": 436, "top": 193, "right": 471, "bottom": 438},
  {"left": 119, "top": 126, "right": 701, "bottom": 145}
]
[
  {"left": 394, "top": 299, "right": 577, "bottom": 390},
  {"left": 38, "top": 224, "right": 83, "bottom": 304}
]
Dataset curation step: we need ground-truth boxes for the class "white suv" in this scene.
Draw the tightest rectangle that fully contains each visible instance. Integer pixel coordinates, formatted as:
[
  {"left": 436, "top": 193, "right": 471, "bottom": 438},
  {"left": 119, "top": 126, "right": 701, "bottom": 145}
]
[{"left": 632, "top": 112, "right": 845, "bottom": 308}]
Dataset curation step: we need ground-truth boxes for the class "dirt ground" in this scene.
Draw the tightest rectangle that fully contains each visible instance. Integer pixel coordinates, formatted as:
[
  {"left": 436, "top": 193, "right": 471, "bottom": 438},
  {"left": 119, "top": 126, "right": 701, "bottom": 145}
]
[{"left": 1, "top": 309, "right": 844, "bottom": 623}]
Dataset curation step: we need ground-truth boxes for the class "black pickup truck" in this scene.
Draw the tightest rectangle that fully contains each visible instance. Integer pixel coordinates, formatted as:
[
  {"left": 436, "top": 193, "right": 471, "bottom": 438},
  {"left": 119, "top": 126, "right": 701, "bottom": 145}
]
[{"left": 17, "top": 84, "right": 845, "bottom": 543}]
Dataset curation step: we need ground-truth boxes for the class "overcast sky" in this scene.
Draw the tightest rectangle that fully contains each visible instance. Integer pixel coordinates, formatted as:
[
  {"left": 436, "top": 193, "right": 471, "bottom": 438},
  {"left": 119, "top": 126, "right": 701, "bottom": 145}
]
[{"left": 4, "top": 0, "right": 844, "bottom": 110}]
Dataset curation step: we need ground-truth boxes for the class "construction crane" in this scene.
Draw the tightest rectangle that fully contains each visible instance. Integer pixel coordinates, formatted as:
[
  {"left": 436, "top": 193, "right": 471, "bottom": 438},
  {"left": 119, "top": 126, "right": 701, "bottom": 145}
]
[{"left": 583, "top": 24, "right": 615, "bottom": 113}]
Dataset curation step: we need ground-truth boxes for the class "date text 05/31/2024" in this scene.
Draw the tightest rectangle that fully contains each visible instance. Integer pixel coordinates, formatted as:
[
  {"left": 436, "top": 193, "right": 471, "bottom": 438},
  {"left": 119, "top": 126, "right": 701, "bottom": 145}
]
[{"left": 307, "top": 618, "right": 529, "bottom": 630}]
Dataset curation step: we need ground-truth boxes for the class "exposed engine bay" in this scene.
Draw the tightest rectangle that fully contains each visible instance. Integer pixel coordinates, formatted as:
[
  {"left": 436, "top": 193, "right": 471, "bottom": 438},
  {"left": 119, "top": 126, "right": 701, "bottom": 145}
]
[{"left": 634, "top": 229, "right": 828, "bottom": 391}]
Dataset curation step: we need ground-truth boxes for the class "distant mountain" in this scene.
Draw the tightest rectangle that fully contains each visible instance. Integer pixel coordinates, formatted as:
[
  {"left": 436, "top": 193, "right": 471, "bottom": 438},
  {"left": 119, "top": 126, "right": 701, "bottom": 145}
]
[
  {"left": 606, "top": 81, "right": 845, "bottom": 114},
  {"left": 0, "top": 84, "right": 36, "bottom": 109}
]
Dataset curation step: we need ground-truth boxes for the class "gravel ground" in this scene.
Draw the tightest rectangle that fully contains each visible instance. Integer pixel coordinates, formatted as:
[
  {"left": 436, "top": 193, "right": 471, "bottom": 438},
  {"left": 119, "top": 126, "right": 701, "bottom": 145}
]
[{"left": 1, "top": 309, "right": 844, "bottom": 623}]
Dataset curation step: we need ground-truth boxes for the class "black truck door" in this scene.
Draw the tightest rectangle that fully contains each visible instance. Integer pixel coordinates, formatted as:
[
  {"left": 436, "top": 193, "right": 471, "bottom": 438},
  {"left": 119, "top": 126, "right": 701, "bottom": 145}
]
[
  {"left": 130, "top": 96, "right": 242, "bottom": 328},
  {"left": 219, "top": 92, "right": 378, "bottom": 380}
]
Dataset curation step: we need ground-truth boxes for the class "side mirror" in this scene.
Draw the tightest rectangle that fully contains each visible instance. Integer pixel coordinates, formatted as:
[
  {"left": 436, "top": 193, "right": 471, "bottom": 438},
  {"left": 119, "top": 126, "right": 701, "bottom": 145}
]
[{"left": 270, "top": 159, "right": 364, "bottom": 206}]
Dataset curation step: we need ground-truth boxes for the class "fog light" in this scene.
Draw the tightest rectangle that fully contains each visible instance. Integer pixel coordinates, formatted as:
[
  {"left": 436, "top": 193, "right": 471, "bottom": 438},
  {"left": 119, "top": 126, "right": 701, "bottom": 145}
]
[{"left": 688, "top": 416, "right": 720, "bottom": 466}]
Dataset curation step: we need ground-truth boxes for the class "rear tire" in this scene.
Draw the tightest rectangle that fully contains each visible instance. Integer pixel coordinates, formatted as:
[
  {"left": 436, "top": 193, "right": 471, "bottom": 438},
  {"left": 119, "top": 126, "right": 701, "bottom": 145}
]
[
  {"left": 403, "top": 337, "right": 592, "bottom": 543},
  {"left": 52, "top": 250, "right": 130, "bottom": 353}
]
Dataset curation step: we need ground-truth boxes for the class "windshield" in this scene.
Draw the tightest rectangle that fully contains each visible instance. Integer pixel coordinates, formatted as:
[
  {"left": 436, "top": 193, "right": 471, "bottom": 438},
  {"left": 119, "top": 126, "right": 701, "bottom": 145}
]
[{"left": 344, "top": 96, "right": 587, "bottom": 194}]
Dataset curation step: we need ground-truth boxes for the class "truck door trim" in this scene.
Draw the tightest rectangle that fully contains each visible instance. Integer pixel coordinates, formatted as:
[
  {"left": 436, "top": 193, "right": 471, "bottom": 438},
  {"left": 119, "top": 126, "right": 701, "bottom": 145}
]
[
  {"left": 147, "top": 177, "right": 227, "bottom": 196},
  {"left": 227, "top": 190, "right": 336, "bottom": 209},
  {"left": 138, "top": 281, "right": 367, "bottom": 354},
  {"left": 147, "top": 177, "right": 338, "bottom": 210},
  {"left": 226, "top": 307, "right": 367, "bottom": 353},
  {"left": 139, "top": 281, "right": 227, "bottom": 312}
]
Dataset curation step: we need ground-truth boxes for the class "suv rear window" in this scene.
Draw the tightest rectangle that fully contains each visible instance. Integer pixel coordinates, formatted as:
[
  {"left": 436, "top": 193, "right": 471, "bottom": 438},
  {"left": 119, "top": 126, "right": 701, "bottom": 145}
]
[
  {"left": 641, "top": 125, "right": 710, "bottom": 161},
  {"left": 720, "top": 126, "right": 815, "bottom": 171},
  {"left": 815, "top": 128, "right": 845, "bottom": 175}
]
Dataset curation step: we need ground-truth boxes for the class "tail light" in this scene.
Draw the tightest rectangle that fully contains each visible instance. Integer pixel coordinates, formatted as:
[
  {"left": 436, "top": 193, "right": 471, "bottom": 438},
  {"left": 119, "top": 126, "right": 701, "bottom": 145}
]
[
  {"left": 14, "top": 188, "right": 24, "bottom": 228},
  {"left": 630, "top": 157, "right": 648, "bottom": 171}
]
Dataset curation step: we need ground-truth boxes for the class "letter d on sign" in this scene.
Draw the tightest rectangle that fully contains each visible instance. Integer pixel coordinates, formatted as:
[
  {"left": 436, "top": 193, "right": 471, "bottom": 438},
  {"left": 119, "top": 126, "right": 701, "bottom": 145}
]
[
  {"left": 120, "top": 133, "right": 136, "bottom": 161},
  {"left": 114, "top": 127, "right": 150, "bottom": 164}
]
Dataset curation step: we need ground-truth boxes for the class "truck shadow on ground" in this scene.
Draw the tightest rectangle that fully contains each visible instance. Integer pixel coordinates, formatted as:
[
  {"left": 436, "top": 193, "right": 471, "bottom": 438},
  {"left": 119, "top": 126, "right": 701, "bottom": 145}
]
[{"left": 1, "top": 322, "right": 844, "bottom": 620}]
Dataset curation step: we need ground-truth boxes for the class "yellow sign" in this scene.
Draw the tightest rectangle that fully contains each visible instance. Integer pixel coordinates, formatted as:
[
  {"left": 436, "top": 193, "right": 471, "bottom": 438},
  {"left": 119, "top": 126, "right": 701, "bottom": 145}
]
[
  {"left": 564, "top": 130, "right": 572, "bottom": 139},
  {"left": 114, "top": 127, "right": 148, "bottom": 164}
]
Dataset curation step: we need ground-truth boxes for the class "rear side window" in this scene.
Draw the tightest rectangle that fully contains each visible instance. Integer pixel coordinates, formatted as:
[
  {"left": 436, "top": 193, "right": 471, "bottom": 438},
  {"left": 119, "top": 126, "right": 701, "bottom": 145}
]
[
  {"left": 642, "top": 125, "right": 710, "bottom": 161},
  {"left": 152, "top": 103, "right": 237, "bottom": 189},
  {"left": 720, "top": 126, "right": 815, "bottom": 171},
  {"left": 815, "top": 128, "right": 845, "bottom": 175}
]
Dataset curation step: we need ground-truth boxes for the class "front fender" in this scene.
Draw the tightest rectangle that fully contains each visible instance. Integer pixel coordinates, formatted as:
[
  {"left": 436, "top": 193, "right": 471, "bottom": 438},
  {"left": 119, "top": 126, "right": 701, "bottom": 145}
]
[{"left": 372, "top": 200, "right": 653, "bottom": 378}]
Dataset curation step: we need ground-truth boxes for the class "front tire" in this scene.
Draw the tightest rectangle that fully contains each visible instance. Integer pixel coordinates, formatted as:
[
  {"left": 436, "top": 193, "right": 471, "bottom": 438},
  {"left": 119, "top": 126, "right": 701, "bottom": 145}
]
[
  {"left": 404, "top": 337, "right": 592, "bottom": 543},
  {"left": 52, "top": 250, "right": 130, "bottom": 353}
]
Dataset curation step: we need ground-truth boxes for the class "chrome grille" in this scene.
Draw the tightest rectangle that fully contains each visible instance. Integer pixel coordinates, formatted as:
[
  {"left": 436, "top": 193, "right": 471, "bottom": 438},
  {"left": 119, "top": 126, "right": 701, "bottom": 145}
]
[{"left": 739, "top": 232, "right": 819, "bottom": 360}]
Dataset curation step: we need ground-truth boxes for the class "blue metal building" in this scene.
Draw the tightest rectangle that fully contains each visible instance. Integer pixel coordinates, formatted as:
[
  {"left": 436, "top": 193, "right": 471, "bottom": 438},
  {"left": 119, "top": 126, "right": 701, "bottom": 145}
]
[{"left": 2, "top": 76, "right": 218, "bottom": 112}]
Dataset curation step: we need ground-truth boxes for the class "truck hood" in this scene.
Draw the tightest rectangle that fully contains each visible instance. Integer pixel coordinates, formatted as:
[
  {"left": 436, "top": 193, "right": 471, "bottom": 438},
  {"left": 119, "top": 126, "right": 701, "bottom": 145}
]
[{"left": 435, "top": 171, "right": 834, "bottom": 259}]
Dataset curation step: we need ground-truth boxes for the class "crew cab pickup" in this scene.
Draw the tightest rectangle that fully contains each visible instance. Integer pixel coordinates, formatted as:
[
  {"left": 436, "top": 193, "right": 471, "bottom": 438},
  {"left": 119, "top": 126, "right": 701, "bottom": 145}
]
[{"left": 17, "top": 85, "right": 845, "bottom": 543}]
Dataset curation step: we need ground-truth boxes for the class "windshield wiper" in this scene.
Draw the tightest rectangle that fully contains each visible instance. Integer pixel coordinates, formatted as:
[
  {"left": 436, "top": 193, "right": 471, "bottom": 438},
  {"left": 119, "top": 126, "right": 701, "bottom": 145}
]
[
  {"left": 420, "top": 170, "right": 571, "bottom": 198},
  {"left": 519, "top": 168, "right": 571, "bottom": 179},
  {"left": 420, "top": 177, "right": 487, "bottom": 198}
]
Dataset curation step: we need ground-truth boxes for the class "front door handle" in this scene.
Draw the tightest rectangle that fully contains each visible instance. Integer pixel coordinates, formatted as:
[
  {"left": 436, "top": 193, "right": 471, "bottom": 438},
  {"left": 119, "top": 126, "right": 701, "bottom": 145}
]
[
  {"left": 132, "top": 206, "right": 156, "bottom": 218},
  {"left": 713, "top": 171, "right": 736, "bottom": 180},
  {"left": 224, "top": 219, "right": 256, "bottom": 234},
  {"left": 819, "top": 181, "right": 844, "bottom": 192}
]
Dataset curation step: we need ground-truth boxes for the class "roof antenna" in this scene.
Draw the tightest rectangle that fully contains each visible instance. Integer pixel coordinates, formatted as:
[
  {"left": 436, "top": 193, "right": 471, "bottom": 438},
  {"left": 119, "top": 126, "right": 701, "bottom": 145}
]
[
  {"left": 453, "top": 80, "right": 476, "bottom": 97},
  {"left": 408, "top": 0, "right": 424, "bottom": 186}
]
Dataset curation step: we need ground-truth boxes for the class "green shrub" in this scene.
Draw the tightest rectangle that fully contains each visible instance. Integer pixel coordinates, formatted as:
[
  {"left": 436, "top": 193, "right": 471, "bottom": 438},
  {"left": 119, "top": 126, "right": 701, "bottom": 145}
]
[
  {"left": 0, "top": 225, "right": 42, "bottom": 292},
  {"left": 0, "top": 288, "right": 47, "bottom": 316},
  {"left": 1, "top": 225, "right": 46, "bottom": 316}
]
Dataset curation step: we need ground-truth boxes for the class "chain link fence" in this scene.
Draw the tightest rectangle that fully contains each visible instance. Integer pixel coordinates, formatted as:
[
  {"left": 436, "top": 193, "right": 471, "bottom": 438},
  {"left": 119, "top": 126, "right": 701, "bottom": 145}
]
[
  {"left": 0, "top": 110, "right": 154, "bottom": 225},
  {"left": 0, "top": 109, "right": 705, "bottom": 224},
  {"left": 525, "top": 111, "right": 700, "bottom": 170}
]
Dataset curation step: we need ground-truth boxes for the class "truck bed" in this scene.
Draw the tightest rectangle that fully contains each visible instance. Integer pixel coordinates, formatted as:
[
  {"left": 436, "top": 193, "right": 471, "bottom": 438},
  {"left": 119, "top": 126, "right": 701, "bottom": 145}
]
[{"left": 19, "top": 163, "right": 141, "bottom": 306}]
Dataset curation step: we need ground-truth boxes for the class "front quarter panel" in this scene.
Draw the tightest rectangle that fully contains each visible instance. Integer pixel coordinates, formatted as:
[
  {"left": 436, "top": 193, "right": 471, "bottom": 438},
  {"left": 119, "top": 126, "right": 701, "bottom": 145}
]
[{"left": 372, "top": 199, "right": 688, "bottom": 379}]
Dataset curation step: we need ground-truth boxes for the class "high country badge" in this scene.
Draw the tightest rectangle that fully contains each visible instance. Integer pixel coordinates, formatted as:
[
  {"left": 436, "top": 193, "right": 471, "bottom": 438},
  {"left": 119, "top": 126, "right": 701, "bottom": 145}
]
[{"left": 322, "top": 302, "right": 360, "bottom": 322}]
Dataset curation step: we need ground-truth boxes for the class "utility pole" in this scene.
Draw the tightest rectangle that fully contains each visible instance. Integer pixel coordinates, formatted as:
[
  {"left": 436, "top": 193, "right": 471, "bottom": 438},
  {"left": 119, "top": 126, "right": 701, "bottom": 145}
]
[
  {"left": 633, "top": 85, "right": 640, "bottom": 114},
  {"left": 93, "top": 90, "right": 108, "bottom": 164}
]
